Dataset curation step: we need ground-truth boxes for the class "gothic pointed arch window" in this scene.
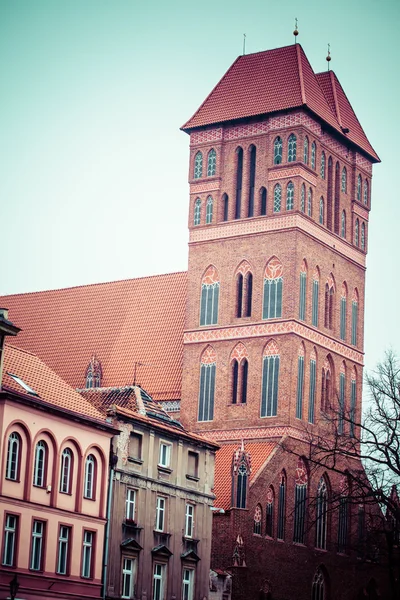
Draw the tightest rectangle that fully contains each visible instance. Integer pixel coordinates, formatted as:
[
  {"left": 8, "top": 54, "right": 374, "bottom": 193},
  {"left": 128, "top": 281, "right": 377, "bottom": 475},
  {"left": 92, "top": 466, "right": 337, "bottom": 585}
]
[
  {"left": 296, "top": 345, "right": 305, "bottom": 419},
  {"left": 235, "top": 261, "right": 253, "bottom": 318},
  {"left": 60, "top": 448, "right": 73, "bottom": 494},
  {"left": 230, "top": 343, "right": 249, "bottom": 404},
  {"left": 194, "top": 198, "right": 201, "bottom": 226},
  {"left": 312, "top": 568, "right": 325, "bottom": 600},
  {"left": 339, "top": 362, "right": 346, "bottom": 434},
  {"left": 338, "top": 475, "right": 350, "bottom": 553},
  {"left": 350, "top": 368, "right": 357, "bottom": 437},
  {"left": 321, "top": 357, "right": 333, "bottom": 412},
  {"left": 260, "top": 187, "right": 267, "bottom": 216},
  {"left": 33, "top": 440, "right": 47, "bottom": 487},
  {"left": 311, "top": 141, "right": 316, "bottom": 170},
  {"left": 315, "top": 477, "right": 328, "bottom": 549},
  {"left": 261, "top": 340, "right": 280, "bottom": 417},
  {"left": 266, "top": 487, "right": 274, "bottom": 537},
  {"left": 232, "top": 444, "right": 251, "bottom": 509},
  {"left": 364, "top": 180, "right": 369, "bottom": 206},
  {"left": 222, "top": 193, "right": 229, "bottom": 222},
  {"left": 341, "top": 167, "right": 347, "bottom": 193},
  {"left": 293, "top": 458, "right": 308, "bottom": 544},
  {"left": 194, "top": 151, "right": 203, "bottom": 179},
  {"left": 299, "top": 261, "right": 307, "bottom": 321},
  {"left": 308, "top": 188, "right": 313, "bottom": 217},
  {"left": 198, "top": 346, "right": 216, "bottom": 422},
  {"left": 301, "top": 184, "right": 305, "bottom": 213},
  {"left": 263, "top": 257, "right": 283, "bottom": 319},
  {"left": 340, "top": 283, "right": 347, "bottom": 341},
  {"left": 288, "top": 134, "right": 297, "bottom": 162},
  {"left": 324, "top": 275, "right": 335, "bottom": 330},
  {"left": 319, "top": 197, "right": 324, "bottom": 225},
  {"left": 361, "top": 222, "right": 365, "bottom": 251},
  {"left": 341, "top": 210, "right": 346, "bottom": 239},
  {"left": 84, "top": 454, "right": 96, "bottom": 499},
  {"left": 206, "top": 196, "right": 213, "bottom": 224},
  {"left": 273, "top": 183, "right": 282, "bottom": 212},
  {"left": 6, "top": 432, "right": 21, "bottom": 480},
  {"left": 253, "top": 504, "right": 262, "bottom": 535},
  {"left": 351, "top": 289, "right": 359, "bottom": 346},
  {"left": 248, "top": 145, "right": 256, "bottom": 217},
  {"left": 304, "top": 136, "right": 309, "bottom": 164},
  {"left": 207, "top": 148, "right": 216, "bottom": 177},
  {"left": 355, "top": 219, "right": 359, "bottom": 246},
  {"left": 85, "top": 356, "right": 102, "bottom": 389},
  {"left": 277, "top": 472, "right": 286, "bottom": 540},
  {"left": 321, "top": 152, "right": 326, "bottom": 179},
  {"left": 200, "top": 266, "right": 220, "bottom": 326},
  {"left": 312, "top": 267, "right": 320, "bottom": 327},
  {"left": 273, "top": 136, "right": 282, "bottom": 165},
  {"left": 357, "top": 174, "right": 362, "bottom": 201},
  {"left": 308, "top": 348, "right": 317, "bottom": 424},
  {"left": 286, "top": 181, "right": 294, "bottom": 210}
]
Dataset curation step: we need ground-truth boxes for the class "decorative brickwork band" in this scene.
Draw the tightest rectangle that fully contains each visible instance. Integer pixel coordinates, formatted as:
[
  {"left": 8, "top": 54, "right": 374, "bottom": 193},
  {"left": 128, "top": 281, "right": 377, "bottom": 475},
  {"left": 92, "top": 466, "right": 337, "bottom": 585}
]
[
  {"left": 200, "top": 346, "right": 217, "bottom": 365},
  {"left": 352, "top": 203, "right": 369, "bottom": 220},
  {"left": 355, "top": 153, "right": 373, "bottom": 175},
  {"left": 225, "top": 122, "right": 269, "bottom": 140},
  {"left": 195, "top": 425, "right": 308, "bottom": 442},
  {"left": 190, "top": 128, "right": 223, "bottom": 145},
  {"left": 190, "top": 181, "right": 220, "bottom": 194},
  {"left": 268, "top": 166, "right": 317, "bottom": 187},
  {"left": 230, "top": 342, "right": 249, "bottom": 363},
  {"left": 264, "top": 257, "right": 283, "bottom": 280}
]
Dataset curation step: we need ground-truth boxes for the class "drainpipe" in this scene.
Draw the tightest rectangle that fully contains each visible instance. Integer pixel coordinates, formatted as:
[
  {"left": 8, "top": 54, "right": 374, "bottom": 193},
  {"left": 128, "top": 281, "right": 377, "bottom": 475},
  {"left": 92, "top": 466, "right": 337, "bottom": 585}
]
[{"left": 102, "top": 450, "right": 117, "bottom": 599}]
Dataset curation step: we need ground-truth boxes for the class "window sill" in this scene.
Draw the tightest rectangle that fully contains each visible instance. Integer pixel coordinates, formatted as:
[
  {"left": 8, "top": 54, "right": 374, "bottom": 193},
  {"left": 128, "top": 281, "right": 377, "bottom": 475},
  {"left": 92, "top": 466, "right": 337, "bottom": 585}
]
[
  {"left": 83, "top": 496, "right": 96, "bottom": 502},
  {"left": 128, "top": 456, "right": 143, "bottom": 465},
  {"left": 157, "top": 465, "right": 172, "bottom": 474},
  {"left": 186, "top": 474, "right": 200, "bottom": 482}
]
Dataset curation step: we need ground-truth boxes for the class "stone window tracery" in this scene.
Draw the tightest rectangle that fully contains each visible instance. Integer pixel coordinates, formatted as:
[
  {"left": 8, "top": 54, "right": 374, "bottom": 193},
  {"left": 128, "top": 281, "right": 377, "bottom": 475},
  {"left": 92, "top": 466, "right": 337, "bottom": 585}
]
[
  {"left": 288, "top": 134, "right": 297, "bottom": 162},
  {"left": 273, "top": 183, "right": 282, "bottom": 212},
  {"left": 286, "top": 181, "right": 294, "bottom": 210},
  {"left": 273, "top": 136, "right": 282, "bottom": 165},
  {"left": 194, "top": 151, "right": 203, "bottom": 179},
  {"left": 207, "top": 148, "right": 216, "bottom": 177}
]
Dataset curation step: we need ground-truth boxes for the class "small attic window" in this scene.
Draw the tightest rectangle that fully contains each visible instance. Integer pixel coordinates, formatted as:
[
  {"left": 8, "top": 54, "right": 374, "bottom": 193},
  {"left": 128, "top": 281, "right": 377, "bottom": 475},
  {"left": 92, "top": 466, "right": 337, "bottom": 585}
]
[{"left": 7, "top": 373, "right": 39, "bottom": 396}]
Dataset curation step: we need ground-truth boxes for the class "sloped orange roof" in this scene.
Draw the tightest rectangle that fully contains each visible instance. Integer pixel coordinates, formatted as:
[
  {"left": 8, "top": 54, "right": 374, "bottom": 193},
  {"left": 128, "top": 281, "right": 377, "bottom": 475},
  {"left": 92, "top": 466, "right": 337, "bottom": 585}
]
[
  {"left": 0, "top": 272, "right": 187, "bottom": 400},
  {"left": 213, "top": 441, "right": 278, "bottom": 510},
  {"left": 182, "top": 44, "right": 378, "bottom": 162},
  {"left": 3, "top": 344, "right": 105, "bottom": 422}
]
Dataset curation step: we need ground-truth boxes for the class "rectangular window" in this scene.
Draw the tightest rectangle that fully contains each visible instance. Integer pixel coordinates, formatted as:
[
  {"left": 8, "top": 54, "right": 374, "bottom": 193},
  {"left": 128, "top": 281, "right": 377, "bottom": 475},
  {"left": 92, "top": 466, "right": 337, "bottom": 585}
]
[
  {"left": 2, "top": 514, "right": 18, "bottom": 567},
  {"left": 299, "top": 272, "right": 306, "bottom": 321},
  {"left": 81, "top": 530, "right": 94, "bottom": 578},
  {"left": 185, "top": 504, "right": 194, "bottom": 538},
  {"left": 30, "top": 520, "right": 45, "bottom": 571},
  {"left": 159, "top": 443, "right": 171, "bottom": 468},
  {"left": 296, "top": 355, "right": 304, "bottom": 419},
  {"left": 122, "top": 557, "right": 136, "bottom": 599},
  {"left": 129, "top": 433, "right": 142, "bottom": 460},
  {"left": 340, "top": 296, "right": 347, "bottom": 340},
  {"left": 153, "top": 563, "right": 166, "bottom": 600},
  {"left": 182, "top": 568, "right": 194, "bottom": 600},
  {"left": 308, "top": 359, "right": 316, "bottom": 424},
  {"left": 261, "top": 355, "right": 280, "bottom": 417},
  {"left": 155, "top": 497, "right": 166, "bottom": 532},
  {"left": 200, "top": 283, "right": 219, "bottom": 326},
  {"left": 312, "top": 279, "right": 319, "bottom": 327},
  {"left": 187, "top": 452, "right": 199, "bottom": 479},
  {"left": 263, "top": 278, "right": 283, "bottom": 319},
  {"left": 126, "top": 489, "right": 137, "bottom": 521},
  {"left": 57, "top": 525, "right": 71, "bottom": 575}
]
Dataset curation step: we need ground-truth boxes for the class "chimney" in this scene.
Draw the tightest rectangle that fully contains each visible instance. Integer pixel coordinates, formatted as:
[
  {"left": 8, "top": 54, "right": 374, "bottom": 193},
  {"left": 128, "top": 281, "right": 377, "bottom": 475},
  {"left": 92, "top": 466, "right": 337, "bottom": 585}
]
[{"left": 0, "top": 309, "right": 20, "bottom": 389}]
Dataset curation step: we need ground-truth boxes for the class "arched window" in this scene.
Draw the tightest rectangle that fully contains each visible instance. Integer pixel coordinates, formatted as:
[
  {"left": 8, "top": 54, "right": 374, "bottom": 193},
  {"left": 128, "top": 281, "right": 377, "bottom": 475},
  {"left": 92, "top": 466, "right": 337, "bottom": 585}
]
[
  {"left": 60, "top": 448, "right": 73, "bottom": 494},
  {"left": 33, "top": 440, "right": 47, "bottom": 487},
  {"left": 315, "top": 478, "right": 328, "bottom": 549},
  {"left": 198, "top": 347, "right": 216, "bottom": 422},
  {"left": 312, "top": 268, "right": 319, "bottom": 327},
  {"left": 194, "top": 152, "right": 203, "bottom": 179},
  {"left": 263, "top": 257, "right": 283, "bottom": 319},
  {"left": 288, "top": 134, "right": 297, "bottom": 162},
  {"left": 235, "top": 147, "right": 243, "bottom": 219},
  {"left": 334, "top": 162, "right": 340, "bottom": 233},
  {"left": 324, "top": 276, "right": 335, "bottom": 330},
  {"left": 6, "top": 432, "right": 21, "bottom": 480},
  {"left": 321, "top": 358, "right": 332, "bottom": 412},
  {"left": 361, "top": 222, "right": 365, "bottom": 251},
  {"left": 319, "top": 197, "right": 324, "bottom": 225},
  {"left": 304, "top": 137, "right": 309, "bottom": 164},
  {"left": 286, "top": 181, "right": 294, "bottom": 210},
  {"left": 312, "top": 568, "right": 325, "bottom": 600},
  {"left": 253, "top": 504, "right": 262, "bottom": 535},
  {"left": 301, "top": 184, "right": 305, "bottom": 213},
  {"left": 327, "top": 157, "right": 333, "bottom": 230},
  {"left": 293, "top": 458, "right": 308, "bottom": 544},
  {"left": 232, "top": 445, "right": 251, "bottom": 509},
  {"left": 273, "top": 183, "right": 282, "bottom": 213},
  {"left": 339, "top": 362, "right": 346, "bottom": 434},
  {"left": 194, "top": 198, "right": 201, "bottom": 226},
  {"left": 260, "top": 187, "right": 267, "bottom": 216},
  {"left": 308, "top": 188, "right": 312, "bottom": 217},
  {"left": 355, "top": 219, "right": 359, "bottom": 247},
  {"left": 341, "top": 210, "right": 346, "bottom": 239},
  {"left": 84, "top": 454, "right": 96, "bottom": 499},
  {"left": 207, "top": 149, "right": 216, "bottom": 177},
  {"left": 261, "top": 341, "right": 280, "bottom": 417},
  {"left": 357, "top": 174, "right": 362, "bottom": 201},
  {"left": 320, "top": 152, "right": 325, "bottom": 179},
  {"left": 230, "top": 343, "right": 249, "bottom": 404},
  {"left": 364, "top": 180, "right": 369, "bottom": 206},
  {"left": 277, "top": 473, "right": 286, "bottom": 540},
  {"left": 308, "top": 349, "right": 317, "bottom": 423},
  {"left": 350, "top": 370, "right": 357, "bottom": 438},
  {"left": 311, "top": 142, "right": 316, "bottom": 170},
  {"left": 296, "top": 345, "right": 305, "bottom": 419},
  {"left": 200, "top": 266, "right": 220, "bottom": 326},
  {"left": 340, "top": 284, "right": 347, "bottom": 341},
  {"left": 273, "top": 136, "right": 282, "bottom": 165},
  {"left": 351, "top": 290, "right": 358, "bottom": 346},
  {"left": 248, "top": 145, "right": 256, "bottom": 217},
  {"left": 206, "top": 196, "right": 213, "bottom": 224},
  {"left": 299, "top": 261, "right": 307, "bottom": 321},
  {"left": 266, "top": 487, "right": 274, "bottom": 537},
  {"left": 338, "top": 476, "right": 350, "bottom": 553},
  {"left": 341, "top": 167, "right": 347, "bottom": 193},
  {"left": 235, "top": 262, "right": 252, "bottom": 318},
  {"left": 222, "top": 194, "right": 229, "bottom": 222}
]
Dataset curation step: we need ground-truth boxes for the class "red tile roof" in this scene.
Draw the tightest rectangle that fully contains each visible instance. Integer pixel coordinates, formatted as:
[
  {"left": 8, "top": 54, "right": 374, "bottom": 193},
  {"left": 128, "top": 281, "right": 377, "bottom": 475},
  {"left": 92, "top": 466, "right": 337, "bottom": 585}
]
[
  {"left": 0, "top": 272, "right": 187, "bottom": 401},
  {"left": 3, "top": 344, "right": 105, "bottom": 421},
  {"left": 182, "top": 44, "right": 379, "bottom": 162},
  {"left": 213, "top": 441, "right": 277, "bottom": 510}
]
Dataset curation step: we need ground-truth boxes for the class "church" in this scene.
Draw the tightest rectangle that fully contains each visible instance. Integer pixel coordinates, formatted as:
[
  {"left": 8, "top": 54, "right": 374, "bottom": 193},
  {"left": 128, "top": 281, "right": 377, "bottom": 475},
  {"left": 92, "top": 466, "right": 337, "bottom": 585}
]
[{"left": 1, "top": 42, "right": 388, "bottom": 599}]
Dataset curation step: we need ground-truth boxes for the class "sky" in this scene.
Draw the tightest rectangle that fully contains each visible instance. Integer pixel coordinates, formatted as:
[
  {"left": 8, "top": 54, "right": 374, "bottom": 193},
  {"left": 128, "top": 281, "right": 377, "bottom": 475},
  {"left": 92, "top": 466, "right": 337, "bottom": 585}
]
[{"left": 1, "top": 0, "right": 399, "bottom": 377}]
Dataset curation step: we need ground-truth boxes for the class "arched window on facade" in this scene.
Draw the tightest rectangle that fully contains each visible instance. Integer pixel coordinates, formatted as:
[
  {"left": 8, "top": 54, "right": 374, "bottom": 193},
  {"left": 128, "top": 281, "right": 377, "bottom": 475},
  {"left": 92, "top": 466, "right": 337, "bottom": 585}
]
[
  {"left": 200, "top": 266, "right": 220, "bottom": 326},
  {"left": 263, "top": 257, "right": 283, "bottom": 319},
  {"left": 311, "top": 141, "right": 316, "bottom": 170},
  {"left": 299, "top": 261, "right": 307, "bottom": 321},
  {"left": 194, "top": 198, "right": 201, "bottom": 226},
  {"left": 342, "top": 167, "right": 347, "bottom": 193},
  {"left": 33, "top": 440, "right": 47, "bottom": 487},
  {"left": 235, "top": 261, "right": 253, "bottom": 318},
  {"left": 207, "top": 149, "right": 216, "bottom": 177},
  {"left": 340, "top": 283, "right": 347, "bottom": 341},
  {"left": 341, "top": 210, "right": 346, "bottom": 239},
  {"left": 253, "top": 504, "right": 262, "bottom": 535},
  {"left": 319, "top": 197, "right": 324, "bottom": 225},
  {"left": 260, "top": 187, "right": 267, "bottom": 216},
  {"left": 273, "top": 136, "right": 282, "bottom": 165},
  {"left": 194, "top": 151, "right": 203, "bottom": 179},
  {"left": 277, "top": 472, "right": 286, "bottom": 540},
  {"left": 339, "top": 362, "right": 346, "bottom": 435},
  {"left": 235, "top": 147, "right": 243, "bottom": 219},
  {"left": 364, "top": 180, "right": 369, "bottom": 206},
  {"left": 338, "top": 475, "right": 350, "bottom": 553},
  {"left": 301, "top": 184, "right": 306, "bottom": 213},
  {"left": 198, "top": 347, "right": 217, "bottom": 422},
  {"left": 304, "top": 136, "right": 309, "bottom": 164},
  {"left": 321, "top": 357, "right": 333, "bottom": 412},
  {"left": 232, "top": 443, "right": 251, "bottom": 509},
  {"left": 293, "top": 458, "right": 308, "bottom": 544},
  {"left": 327, "top": 157, "right": 333, "bottom": 230},
  {"left": 321, "top": 152, "right": 326, "bottom": 179},
  {"left": 261, "top": 340, "right": 280, "bottom": 417},
  {"left": 324, "top": 275, "right": 335, "bottom": 330},
  {"left": 308, "top": 188, "right": 313, "bottom": 217},
  {"left": 350, "top": 368, "right": 357, "bottom": 438},
  {"left": 315, "top": 477, "right": 328, "bottom": 550},
  {"left": 273, "top": 183, "right": 282, "bottom": 212},
  {"left": 60, "top": 448, "right": 73, "bottom": 494},
  {"left": 355, "top": 219, "right": 359, "bottom": 247},
  {"left": 312, "top": 568, "right": 325, "bottom": 600},
  {"left": 308, "top": 348, "right": 317, "bottom": 424},
  {"left": 361, "top": 222, "right": 365, "bottom": 251},
  {"left": 334, "top": 162, "right": 340, "bottom": 234},
  {"left": 248, "top": 145, "right": 256, "bottom": 217},
  {"left": 351, "top": 289, "right": 359, "bottom": 346},
  {"left": 206, "top": 196, "right": 213, "bottom": 224},
  {"left": 357, "top": 174, "right": 362, "bottom": 201},
  {"left": 312, "top": 267, "right": 320, "bottom": 327},
  {"left": 296, "top": 344, "right": 305, "bottom": 420},
  {"left": 266, "top": 487, "right": 274, "bottom": 537},
  {"left": 230, "top": 343, "right": 249, "bottom": 405},
  {"left": 6, "top": 432, "right": 21, "bottom": 480},
  {"left": 286, "top": 181, "right": 294, "bottom": 210},
  {"left": 84, "top": 454, "right": 96, "bottom": 499},
  {"left": 222, "top": 194, "right": 229, "bottom": 222},
  {"left": 288, "top": 134, "right": 297, "bottom": 162}
]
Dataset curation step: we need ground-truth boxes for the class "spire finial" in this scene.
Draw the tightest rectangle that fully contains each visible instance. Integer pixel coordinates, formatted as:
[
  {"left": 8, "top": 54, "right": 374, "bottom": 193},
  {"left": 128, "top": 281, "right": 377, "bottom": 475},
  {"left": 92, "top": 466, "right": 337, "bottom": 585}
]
[
  {"left": 293, "top": 18, "right": 299, "bottom": 43},
  {"left": 326, "top": 43, "right": 331, "bottom": 71},
  {"left": 243, "top": 33, "right": 246, "bottom": 55}
]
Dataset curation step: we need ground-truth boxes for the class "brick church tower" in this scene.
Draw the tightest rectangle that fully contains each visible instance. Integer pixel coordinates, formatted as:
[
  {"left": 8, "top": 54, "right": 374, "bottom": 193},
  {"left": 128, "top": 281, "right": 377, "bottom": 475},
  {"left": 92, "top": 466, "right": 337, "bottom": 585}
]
[{"left": 180, "top": 44, "right": 383, "bottom": 600}]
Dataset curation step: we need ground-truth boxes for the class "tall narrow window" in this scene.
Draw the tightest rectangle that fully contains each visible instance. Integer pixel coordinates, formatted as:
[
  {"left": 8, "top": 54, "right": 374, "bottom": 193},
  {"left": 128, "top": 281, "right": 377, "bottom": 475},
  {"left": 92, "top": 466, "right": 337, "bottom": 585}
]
[
  {"left": 273, "top": 183, "right": 281, "bottom": 212},
  {"left": 260, "top": 187, "right": 267, "bottom": 215},
  {"left": 364, "top": 180, "right": 369, "bottom": 205},
  {"left": 304, "top": 136, "right": 309, "bottom": 164},
  {"left": 361, "top": 222, "right": 365, "bottom": 251},
  {"left": 312, "top": 269, "right": 319, "bottom": 327},
  {"left": 33, "top": 440, "right": 47, "bottom": 487},
  {"left": 122, "top": 558, "right": 135, "bottom": 599},
  {"left": 126, "top": 489, "right": 136, "bottom": 521},
  {"left": 273, "top": 136, "right": 282, "bottom": 164},
  {"left": 185, "top": 503, "right": 194, "bottom": 537},
  {"left": 253, "top": 505, "right": 262, "bottom": 535},
  {"left": 299, "top": 262, "right": 307, "bottom": 321},
  {"left": 312, "top": 569, "right": 325, "bottom": 600},
  {"left": 357, "top": 504, "right": 365, "bottom": 558},
  {"left": 266, "top": 487, "right": 274, "bottom": 537},
  {"left": 339, "top": 364, "right": 346, "bottom": 435},
  {"left": 241, "top": 359, "right": 248, "bottom": 404},
  {"left": 351, "top": 291, "right": 358, "bottom": 346},
  {"left": 311, "top": 141, "right": 316, "bottom": 169},
  {"left": 338, "top": 477, "right": 349, "bottom": 553},
  {"left": 232, "top": 360, "right": 239, "bottom": 404},
  {"left": 84, "top": 454, "right": 96, "bottom": 499},
  {"left": 236, "top": 273, "right": 243, "bottom": 318},
  {"left": 248, "top": 145, "right": 256, "bottom": 217},
  {"left": 206, "top": 196, "right": 213, "bottom": 224},
  {"left": 30, "top": 520, "right": 45, "bottom": 571},
  {"left": 182, "top": 568, "right": 194, "bottom": 600},
  {"left": 222, "top": 194, "right": 229, "bottom": 221},
  {"left": 321, "top": 152, "right": 325, "bottom": 179},
  {"left": 82, "top": 530, "right": 94, "bottom": 578},
  {"left": 194, "top": 152, "right": 202, "bottom": 179},
  {"left": 308, "top": 188, "right": 313, "bottom": 217},
  {"left": 277, "top": 474, "right": 286, "bottom": 541},
  {"left": 334, "top": 162, "right": 340, "bottom": 234},
  {"left": 261, "top": 341, "right": 280, "bottom": 417},
  {"left": 350, "top": 371, "right": 357, "bottom": 438},
  {"left": 324, "top": 277, "right": 335, "bottom": 330},
  {"left": 308, "top": 351, "right": 317, "bottom": 424},
  {"left": 288, "top": 134, "right": 297, "bottom": 162},
  {"left": 193, "top": 198, "right": 201, "bottom": 226},
  {"left": 263, "top": 257, "right": 283, "bottom": 319},
  {"left": 245, "top": 272, "right": 253, "bottom": 317},
  {"left": 198, "top": 347, "right": 216, "bottom": 422},
  {"left": 153, "top": 564, "right": 166, "bottom": 600},
  {"left": 315, "top": 478, "right": 328, "bottom": 550},
  {"left": 327, "top": 156, "right": 333, "bottom": 230},
  {"left": 236, "top": 461, "right": 248, "bottom": 508},
  {"left": 235, "top": 147, "right": 243, "bottom": 219},
  {"left": 155, "top": 496, "right": 166, "bottom": 532},
  {"left": 319, "top": 197, "right": 324, "bottom": 224},
  {"left": 321, "top": 359, "right": 332, "bottom": 412},
  {"left": 296, "top": 347, "right": 305, "bottom": 419},
  {"left": 60, "top": 448, "right": 72, "bottom": 494},
  {"left": 207, "top": 149, "right": 216, "bottom": 177},
  {"left": 301, "top": 184, "right": 305, "bottom": 213},
  {"left": 6, "top": 432, "right": 20, "bottom": 481},
  {"left": 230, "top": 343, "right": 249, "bottom": 404},
  {"left": 200, "top": 266, "right": 219, "bottom": 326},
  {"left": 357, "top": 174, "right": 362, "bottom": 201},
  {"left": 293, "top": 459, "right": 308, "bottom": 544},
  {"left": 57, "top": 525, "right": 71, "bottom": 575},
  {"left": 341, "top": 210, "right": 346, "bottom": 239},
  {"left": 2, "top": 515, "right": 18, "bottom": 567},
  {"left": 342, "top": 167, "right": 347, "bottom": 193},
  {"left": 340, "top": 284, "right": 347, "bottom": 341},
  {"left": 355, "top": 219, "right": 359, "bottom": 246},
  {"left": 286, "top": 181, "right": 294, "bottom": 210}
]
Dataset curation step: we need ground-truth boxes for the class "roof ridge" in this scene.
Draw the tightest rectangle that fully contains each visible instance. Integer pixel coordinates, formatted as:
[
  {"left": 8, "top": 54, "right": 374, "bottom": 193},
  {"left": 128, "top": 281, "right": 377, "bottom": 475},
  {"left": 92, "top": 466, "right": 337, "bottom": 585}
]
[
  {"left": 4, "top": 343, "right": 37, "bottom": 358},
  {"left": 296, "top": 44, "right": 306, "bottom": 105},
  {"left": 329, "top": 70, "right": 342, "bottom": 127}
]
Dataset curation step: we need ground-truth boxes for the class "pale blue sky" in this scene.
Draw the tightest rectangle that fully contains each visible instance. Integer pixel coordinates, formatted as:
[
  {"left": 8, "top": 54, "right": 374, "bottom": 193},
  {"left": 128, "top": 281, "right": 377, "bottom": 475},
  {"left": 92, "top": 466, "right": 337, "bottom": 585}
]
[{"left": 1, "top": 0, "right": 399, "bottom": 375}]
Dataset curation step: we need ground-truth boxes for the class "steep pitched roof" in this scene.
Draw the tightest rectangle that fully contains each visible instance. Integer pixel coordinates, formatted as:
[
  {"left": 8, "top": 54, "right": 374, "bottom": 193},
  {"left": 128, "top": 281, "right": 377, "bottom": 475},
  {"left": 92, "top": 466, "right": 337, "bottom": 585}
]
[
  {"left": 2, "top": 344, "right": 105, "bottom": 422},
  {"left": 213, "top": 441, "right": 277, "bottom": 510},
  {"left": 182, "top": 44, "right": 379, "bottom": 162},
  {"left": 0, "top": 272, "right": 187, "bottom": 401}
]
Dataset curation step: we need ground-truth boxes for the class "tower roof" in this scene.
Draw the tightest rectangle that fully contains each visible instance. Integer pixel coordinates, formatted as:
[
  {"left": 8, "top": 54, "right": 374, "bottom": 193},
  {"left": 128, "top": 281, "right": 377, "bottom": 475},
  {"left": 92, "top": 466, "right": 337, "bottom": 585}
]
[{"left": 182, "top": 44, "right": 379, "bottom": 162}]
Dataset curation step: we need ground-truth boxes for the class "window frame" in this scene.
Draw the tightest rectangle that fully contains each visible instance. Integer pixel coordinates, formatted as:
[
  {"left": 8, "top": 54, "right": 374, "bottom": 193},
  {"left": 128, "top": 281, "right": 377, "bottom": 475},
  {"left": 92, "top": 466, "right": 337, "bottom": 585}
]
[
  {"left": 56, "top": 524, "right": 71, "bottom": 575},
  {"left": 122, "top": 557, "right": 136, "bottom": 599},
  {"left": 60, "top": 448, "right": 73, "bottom": 494},
  {"left": 158, "top": 442, "right": 172, "bottom": 469},
  {"left": 184, "top": 503, "right": 195, "bottom": 538},
  {"left": 193, "top": 152, "right": 202, "bottom": 179},
  {"left": 153, "top": 563, "right": 166, "bottom": 600},
  {"left": 126, "top": 488, "right": 137, "bottom": 522},
  {"left": 30, "top": 519, "right": 46, "bottom": 572},
  {"left": 6, "top": 432, "right": 21, "bottom": 481},
  {"left": 182, "top": 567, "right": 195, "bottom": 600},
  {"left": 155, "top": 496, "right": 166, "bottom": 532},
  {"left": 84, "top": 454, "right": 96, "bottom": 500},
  {"left": 207, "top": 149, "right": 216, "bottom": 177},
  {"left": 2, "top": 513, "right": 19, "bottom": 567},
  {"left": 81, "top": 529, "right": 95, "bottom": 579}
]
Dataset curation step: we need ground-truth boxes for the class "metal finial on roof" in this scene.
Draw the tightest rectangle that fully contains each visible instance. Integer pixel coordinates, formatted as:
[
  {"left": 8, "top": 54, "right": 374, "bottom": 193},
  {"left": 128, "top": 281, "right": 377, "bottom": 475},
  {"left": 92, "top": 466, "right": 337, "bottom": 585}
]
[
  {"left": 293, "top": 18, "right": 299, "bottom": 43},
  {"left": 326, "top": 43, "right": 331, "bottom": 71},
  {"left": 243, "top": 33, "right": 246, "bottom": 55}
]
